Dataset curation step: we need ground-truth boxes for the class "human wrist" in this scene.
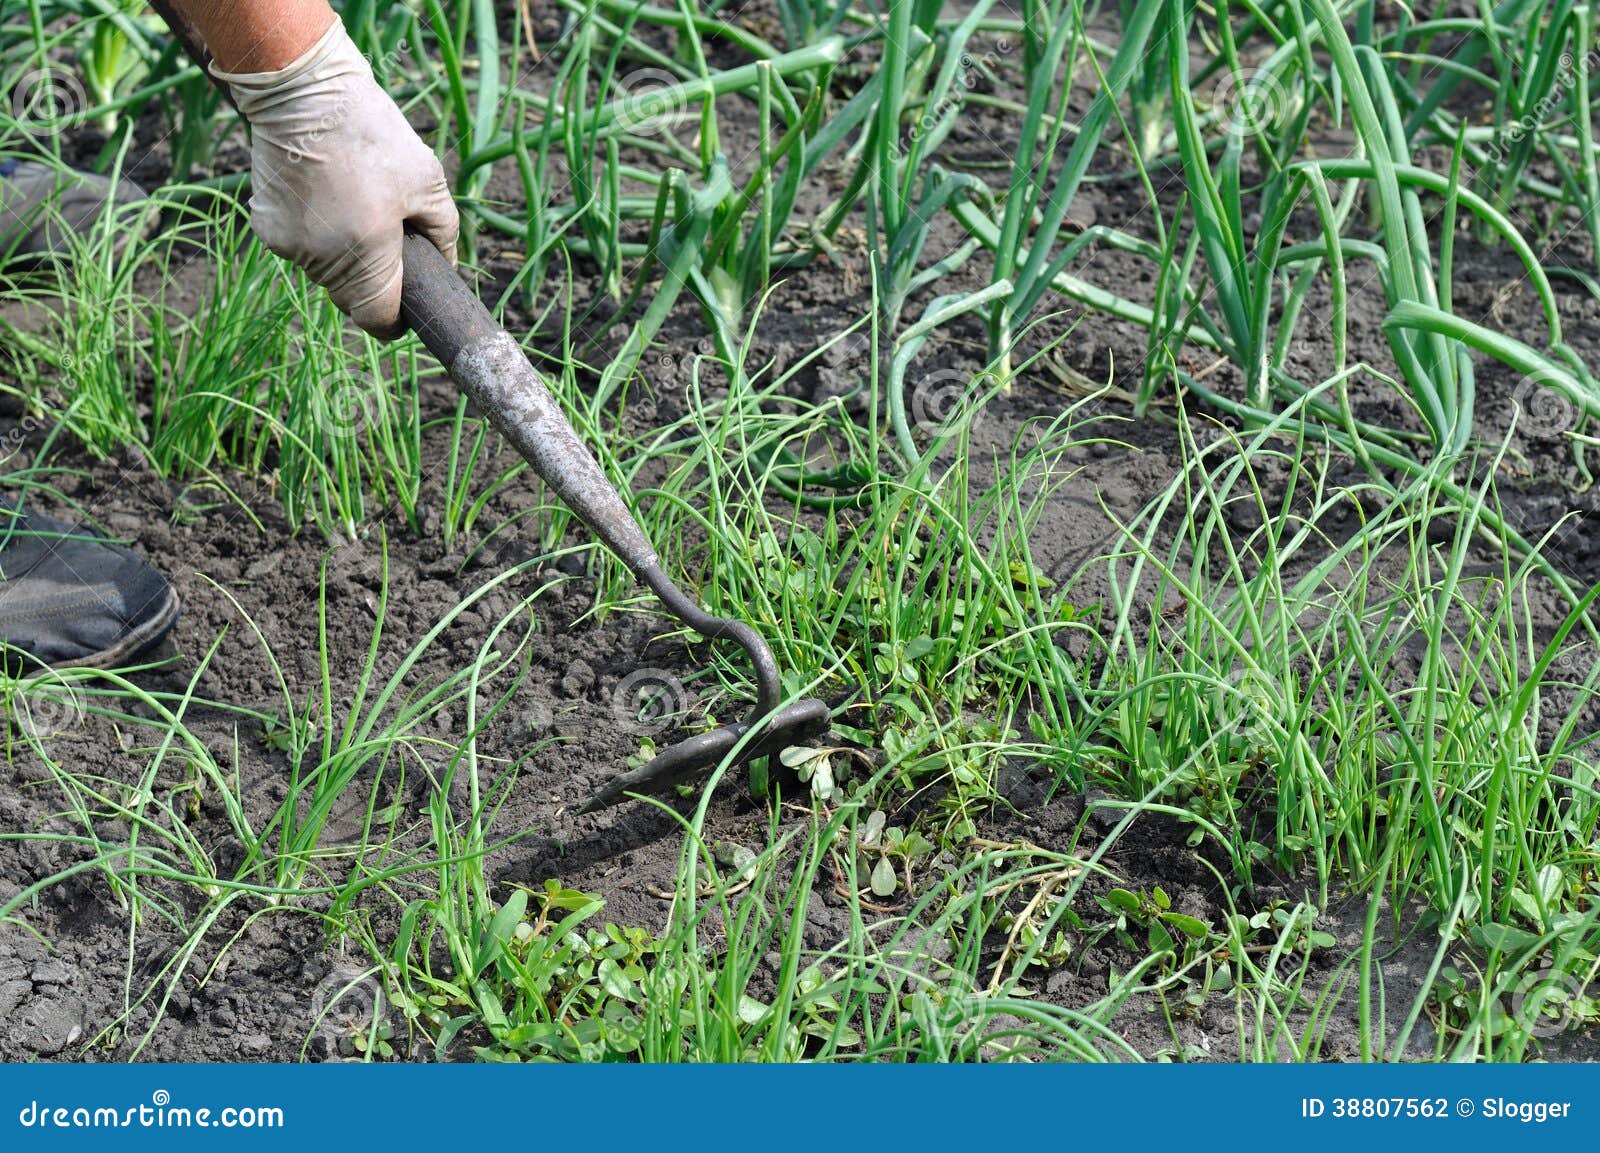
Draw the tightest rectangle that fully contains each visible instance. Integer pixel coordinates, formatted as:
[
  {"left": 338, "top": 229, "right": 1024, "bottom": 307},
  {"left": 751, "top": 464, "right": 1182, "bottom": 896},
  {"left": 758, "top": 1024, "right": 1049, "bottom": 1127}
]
[
  {"left": 180, "top": 0, "right": 337, "bottom": 73},
  {"left": 210, "top": 18, "right": 366, "bottom": 115}
]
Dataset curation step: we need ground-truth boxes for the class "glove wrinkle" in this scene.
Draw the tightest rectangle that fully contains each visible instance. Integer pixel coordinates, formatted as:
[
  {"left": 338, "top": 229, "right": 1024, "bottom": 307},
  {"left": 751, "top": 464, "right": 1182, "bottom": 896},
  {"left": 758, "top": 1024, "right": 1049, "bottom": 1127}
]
[{"left": 213, "top": 20, "right": 458, "bottom": 337}]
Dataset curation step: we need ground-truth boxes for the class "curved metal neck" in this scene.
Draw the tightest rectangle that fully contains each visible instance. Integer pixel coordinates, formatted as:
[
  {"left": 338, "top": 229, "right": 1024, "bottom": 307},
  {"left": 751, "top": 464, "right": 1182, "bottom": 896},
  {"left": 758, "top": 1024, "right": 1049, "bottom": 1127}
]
[{"left": 638, "top": 562, "right": 783, "bottom": 721}]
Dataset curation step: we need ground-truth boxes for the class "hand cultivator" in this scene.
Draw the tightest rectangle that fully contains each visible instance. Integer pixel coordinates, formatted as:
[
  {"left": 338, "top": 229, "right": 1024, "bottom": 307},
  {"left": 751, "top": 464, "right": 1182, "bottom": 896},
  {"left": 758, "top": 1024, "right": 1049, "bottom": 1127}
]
[
  {"left": 397, "top": 237, "right": 832, "bottom": 812},
  {"left": 153, "top": 3, "right": 832, "bottom": 811}
]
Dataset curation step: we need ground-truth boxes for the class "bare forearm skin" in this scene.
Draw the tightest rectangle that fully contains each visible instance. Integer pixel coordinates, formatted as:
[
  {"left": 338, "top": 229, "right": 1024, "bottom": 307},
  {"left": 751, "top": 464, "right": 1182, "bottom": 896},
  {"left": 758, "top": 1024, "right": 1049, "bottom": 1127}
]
[{"left": 167, "top": 0, "right": 338, "bottom": 71}]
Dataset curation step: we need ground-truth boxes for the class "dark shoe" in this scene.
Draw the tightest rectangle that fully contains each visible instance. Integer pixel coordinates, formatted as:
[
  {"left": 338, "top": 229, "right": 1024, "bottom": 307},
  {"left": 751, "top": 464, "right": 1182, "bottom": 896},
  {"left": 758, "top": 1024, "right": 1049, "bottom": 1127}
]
[
  {"left": 0, "top": 506, "right": 179, "bottom": 670},
  {"left": 0, "top": 158, "right": 151, "bottom": 260}
]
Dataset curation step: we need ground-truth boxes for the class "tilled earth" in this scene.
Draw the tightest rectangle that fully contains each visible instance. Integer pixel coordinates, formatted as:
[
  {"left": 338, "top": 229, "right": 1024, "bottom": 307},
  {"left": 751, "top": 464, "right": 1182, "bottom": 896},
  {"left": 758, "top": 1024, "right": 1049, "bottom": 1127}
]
[{"left": 7, "top": 8, "right": 1600, "bottom": 1061}]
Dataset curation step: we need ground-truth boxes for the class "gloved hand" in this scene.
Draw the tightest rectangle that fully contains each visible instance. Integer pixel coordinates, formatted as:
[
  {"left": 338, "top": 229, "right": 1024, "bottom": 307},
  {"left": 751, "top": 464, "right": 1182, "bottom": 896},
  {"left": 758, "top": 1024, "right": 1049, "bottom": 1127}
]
[{"left": 212, "top": 21, "right": 458, "bottom": 338}]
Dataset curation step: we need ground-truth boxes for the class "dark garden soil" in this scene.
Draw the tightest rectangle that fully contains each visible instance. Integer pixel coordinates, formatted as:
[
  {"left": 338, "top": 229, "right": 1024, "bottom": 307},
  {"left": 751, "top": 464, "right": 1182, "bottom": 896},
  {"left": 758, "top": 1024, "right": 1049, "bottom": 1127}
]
[{"left": 5, "top": 8, "right": 1600, "bottom": 1062}]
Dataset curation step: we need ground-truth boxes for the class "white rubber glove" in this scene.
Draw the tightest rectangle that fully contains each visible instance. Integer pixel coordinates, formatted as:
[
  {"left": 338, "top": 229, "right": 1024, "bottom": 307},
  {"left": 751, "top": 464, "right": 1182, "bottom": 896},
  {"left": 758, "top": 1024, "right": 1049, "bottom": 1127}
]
[{"left": 212, "top": 21, "right": 458, "bottom": 339}]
